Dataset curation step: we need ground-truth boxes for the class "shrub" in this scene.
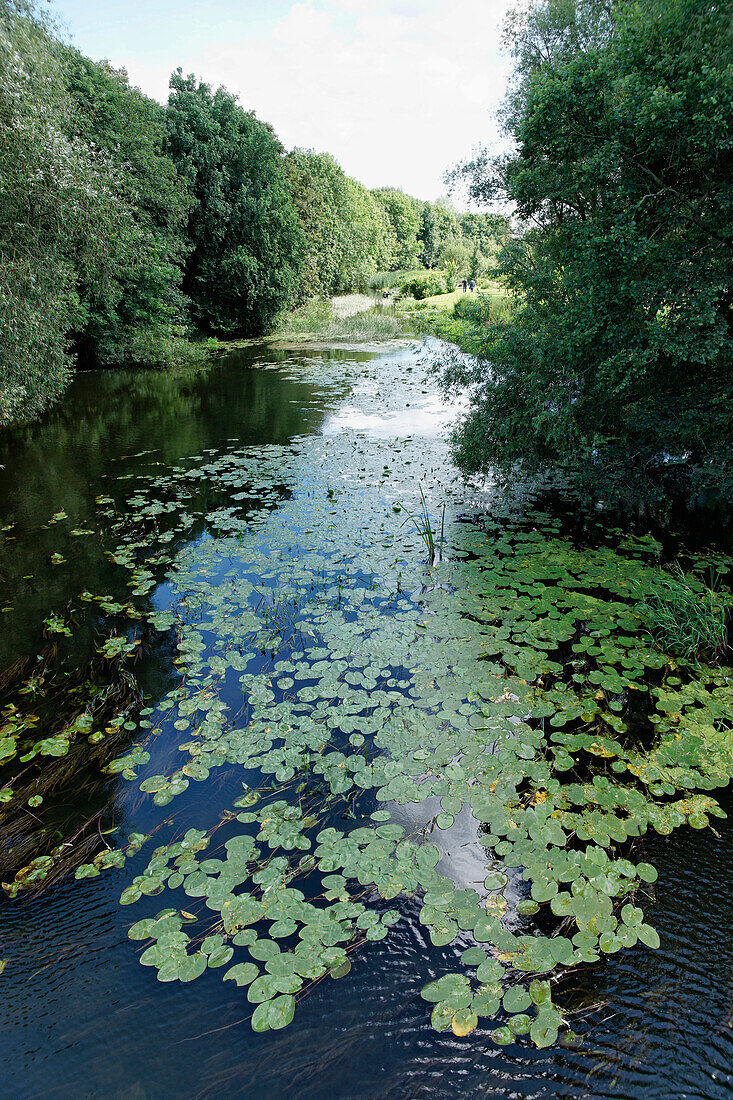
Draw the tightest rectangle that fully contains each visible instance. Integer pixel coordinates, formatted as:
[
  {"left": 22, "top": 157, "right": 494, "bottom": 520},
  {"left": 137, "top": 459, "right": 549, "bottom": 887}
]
[
  {"left": 399, "top": 271, "right": 447, "bottom": 300},
  {"left": 452, "top": 293, "right": 515, "bottom": 325}
]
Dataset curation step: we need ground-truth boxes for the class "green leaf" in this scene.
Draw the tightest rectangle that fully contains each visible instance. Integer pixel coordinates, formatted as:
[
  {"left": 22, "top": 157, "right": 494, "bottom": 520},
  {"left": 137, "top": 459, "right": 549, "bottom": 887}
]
[
  {"left": 224, "top": 963, "right": 259, "bottom": 986},
  {"left": 636, "top": 923, "right": 661, "bottom": 949},
  {"left": 251, "top": 994, "right": 295, "bottom": 1032},
  {"left": 530, "top": 1014, "right": 558, "bottom": 1048},
  {"left": 529, "top": 979, "right": 551, "bottom": 1007},
  {"left": 503, "top": 985, "right": 531, "bottom": 1014}
]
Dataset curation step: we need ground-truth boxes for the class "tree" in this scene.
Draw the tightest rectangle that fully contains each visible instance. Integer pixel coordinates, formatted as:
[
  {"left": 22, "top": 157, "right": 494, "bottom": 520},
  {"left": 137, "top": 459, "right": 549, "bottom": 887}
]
[
  {"left": 442, "top": 0, "right": 733, "bottom": 503},
  {"left": 340, "top": 178, "right": 394, "bottom": 290},
  {"left": 458, "top": 211, "right": 510, "bottom": 264},
  {"left": 0, "top": 1, "right": 199, "bottom": 424},
  {"left": 285, "top": 150, "right": 346, "bottom": 299},
  {"left": 371, "top": 187, "right": 422, "bottom": 269},
  {"left": 468, "top": 243, "right": 482, "bottom": 282},
  {"left": 0, "top": 1, "right": 99, "bottom": 422},
  {"left": 285, "top": 150, "right": 393, "bottom": 296},
  {"left": 419, "top": 200, "right": 460, "bottom": 268},
  {"left": 62, "top": 49, "right": 192, "bottom": 365},
  {"left": 418, "top": 202, "right": 441, "bottom": 269},
  {"left": 440, "top": 240, "right": 471, "bottom": 276},
  {"left": 165, "top": 71, "right": 305, "bottom": 335}
]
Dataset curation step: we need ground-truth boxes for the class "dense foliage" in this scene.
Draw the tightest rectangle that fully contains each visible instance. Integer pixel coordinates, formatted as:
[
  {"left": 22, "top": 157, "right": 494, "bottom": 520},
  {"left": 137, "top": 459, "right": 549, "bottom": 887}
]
[
  {"left": 0, "top": 1, "right": 98, "bottom": 422},
  {"left": 371, "top": 187, "right": 423, "bottom": 269},
  {"left": 285, "top": 150, "right": 394, "bottom": 298},
  {"left": 371, "top": 187, "right": 508, "bottom": 276},
  {"left": 62, "top": 48, "right": 192, "bottom": 365},
  {"left": 441, "top": 0, "right": 733, "bottom": 503},
  {"left": 0, "top": 0, "right": 508, "bottom": 425},
  {"left": 165, "top": 71, "right": 305, "bottom": 336},
  {"left": 400, "top": 270, "right": 448, "bottom": 300}
]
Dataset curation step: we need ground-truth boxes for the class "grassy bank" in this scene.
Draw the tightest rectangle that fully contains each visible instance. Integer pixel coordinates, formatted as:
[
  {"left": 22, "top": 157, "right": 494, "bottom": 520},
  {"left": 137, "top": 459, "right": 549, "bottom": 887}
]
[{"left": 394, "top": 281, "right": 515, "bottom": 343}]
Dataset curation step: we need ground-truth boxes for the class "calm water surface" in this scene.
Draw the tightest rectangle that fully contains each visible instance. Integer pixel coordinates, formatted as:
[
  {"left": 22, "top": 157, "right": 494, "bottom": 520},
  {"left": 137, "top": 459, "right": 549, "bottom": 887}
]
[{"left": 0, "top": 340, "right": 731, "bottom": 1099}]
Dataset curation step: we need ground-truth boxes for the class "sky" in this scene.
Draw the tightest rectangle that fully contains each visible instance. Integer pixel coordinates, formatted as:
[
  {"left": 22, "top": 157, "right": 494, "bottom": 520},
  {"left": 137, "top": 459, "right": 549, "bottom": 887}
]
[{"left": 49, "top": 0, "right": 515, "bottom": 204}]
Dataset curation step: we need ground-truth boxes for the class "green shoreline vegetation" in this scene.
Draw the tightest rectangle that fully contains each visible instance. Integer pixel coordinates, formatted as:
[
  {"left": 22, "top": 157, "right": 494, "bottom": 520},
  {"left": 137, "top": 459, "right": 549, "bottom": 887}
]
[
  {"left": 0, "top": 0, "right": 507, "bottom": 427},
  {"left": 1, "top": 0, "right": 733, "bottom": 1065}
]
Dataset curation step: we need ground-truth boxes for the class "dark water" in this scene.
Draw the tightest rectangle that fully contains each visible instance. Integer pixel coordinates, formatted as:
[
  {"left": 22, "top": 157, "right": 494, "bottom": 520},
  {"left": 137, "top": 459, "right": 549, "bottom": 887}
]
[{"left": 0, "top": 342, "right": 732, "bottom": 1099}]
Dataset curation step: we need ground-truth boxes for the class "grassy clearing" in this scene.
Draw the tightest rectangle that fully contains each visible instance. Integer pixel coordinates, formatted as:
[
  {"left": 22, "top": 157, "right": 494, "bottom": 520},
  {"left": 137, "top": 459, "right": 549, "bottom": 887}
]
[{"left": 398, "top": 281, "right": 510, "bottom": 314}]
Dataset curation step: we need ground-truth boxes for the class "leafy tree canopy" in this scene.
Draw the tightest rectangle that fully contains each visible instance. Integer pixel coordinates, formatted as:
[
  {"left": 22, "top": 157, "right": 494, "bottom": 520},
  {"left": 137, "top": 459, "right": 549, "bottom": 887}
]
[
  {"left": 0, "top": 1, "right": 104, "bottom": 421},
  {"left": 419, "top": 200, "right": 459, "bottom": 268},
  {"left": 165, "top": 70, "right": 305, "bottom": 336},
  {"left": 442, "top": 0, "right": 733, "bottom": 505},
  {"left": 62, "top": 48, "right": 192, "bottom": 365},
  {"left": 371, "top": 187, "right": 422, "bottom": 269},
  {"left": 285, "top": 150, "right": 393, "bottom": 297}
]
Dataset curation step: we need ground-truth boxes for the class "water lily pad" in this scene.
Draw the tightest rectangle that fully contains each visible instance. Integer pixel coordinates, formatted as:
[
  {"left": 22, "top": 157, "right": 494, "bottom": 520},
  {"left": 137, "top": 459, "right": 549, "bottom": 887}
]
[{"left": 251, "top": 994, "right": 295, "bottom": 1033}]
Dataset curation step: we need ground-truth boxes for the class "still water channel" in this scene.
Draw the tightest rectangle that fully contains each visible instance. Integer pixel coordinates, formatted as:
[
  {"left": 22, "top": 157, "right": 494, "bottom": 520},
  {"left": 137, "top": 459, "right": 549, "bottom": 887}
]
[{"left": 0, "top": 339, "right": 731, "bottom": 1099}]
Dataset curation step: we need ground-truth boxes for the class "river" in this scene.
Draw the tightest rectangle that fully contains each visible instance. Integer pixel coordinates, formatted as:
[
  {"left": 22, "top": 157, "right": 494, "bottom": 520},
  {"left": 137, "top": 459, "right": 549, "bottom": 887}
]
[{"left": 0, "top": 338, "right": 731, "bottom": 1099}]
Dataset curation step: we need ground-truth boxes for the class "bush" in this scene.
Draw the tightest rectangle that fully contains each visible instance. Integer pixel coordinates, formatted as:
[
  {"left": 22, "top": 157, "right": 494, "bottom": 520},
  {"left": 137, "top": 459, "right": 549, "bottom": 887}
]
[
  {"left": 399, "top": 271, "right": 447, "bottom": 300},
  {"left": 452, "top": 292, "right": 515, "bottom": 326}
]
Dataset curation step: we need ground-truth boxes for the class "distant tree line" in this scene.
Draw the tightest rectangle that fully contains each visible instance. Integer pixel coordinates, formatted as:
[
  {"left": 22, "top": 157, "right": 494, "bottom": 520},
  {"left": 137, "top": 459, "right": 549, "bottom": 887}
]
[{"left": 0, "top": 0, "right": 507, "bottom": 426}]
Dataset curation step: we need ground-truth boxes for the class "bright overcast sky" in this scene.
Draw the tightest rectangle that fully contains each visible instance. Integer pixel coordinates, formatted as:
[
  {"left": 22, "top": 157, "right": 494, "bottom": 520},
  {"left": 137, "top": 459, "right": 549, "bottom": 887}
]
[{"left": 50, "top": 0, "right": 515, "bottom": 203}]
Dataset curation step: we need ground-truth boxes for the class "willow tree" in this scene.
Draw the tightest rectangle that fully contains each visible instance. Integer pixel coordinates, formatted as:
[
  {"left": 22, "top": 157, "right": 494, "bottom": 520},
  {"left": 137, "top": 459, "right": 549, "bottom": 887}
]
[{"left": 0, "top": 2, "right": 90, "bottom": 422}]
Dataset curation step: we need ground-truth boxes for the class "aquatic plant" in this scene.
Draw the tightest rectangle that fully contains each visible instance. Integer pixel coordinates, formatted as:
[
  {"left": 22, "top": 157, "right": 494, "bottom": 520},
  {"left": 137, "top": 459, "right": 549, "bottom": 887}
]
[
  {"left": 88, "top": 427, "right": 732, "bottom": 1046},
  {"left": 399, "top": 484, "right": 445, "bottom": 564},
  {"left": 324, "top": 312, "right": 400, "bottom": 340},
  {"left": 636, "top": 564, "right": 730, "bottom": 662},
  {"left": 0, "top": 642, "right": 144, "bottom": 896},
  {"left": 276, "top": 298, "right": 400, "bottom": 341},
  {"left": 276, "top": 297, "right": 333, "bottom": 335}
]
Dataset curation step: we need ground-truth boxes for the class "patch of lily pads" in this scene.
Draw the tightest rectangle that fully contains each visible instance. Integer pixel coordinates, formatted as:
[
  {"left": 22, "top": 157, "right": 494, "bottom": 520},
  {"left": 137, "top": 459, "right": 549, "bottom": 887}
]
[{"left": 5, "top": 344, "right": 733, "bottom": 1045}]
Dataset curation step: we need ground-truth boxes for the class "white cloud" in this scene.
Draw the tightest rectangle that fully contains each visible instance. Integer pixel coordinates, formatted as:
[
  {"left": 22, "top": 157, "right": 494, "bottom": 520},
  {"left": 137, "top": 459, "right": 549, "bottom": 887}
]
[{"left": 112, "top": 0, "right": 515, "bottom": 202}]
